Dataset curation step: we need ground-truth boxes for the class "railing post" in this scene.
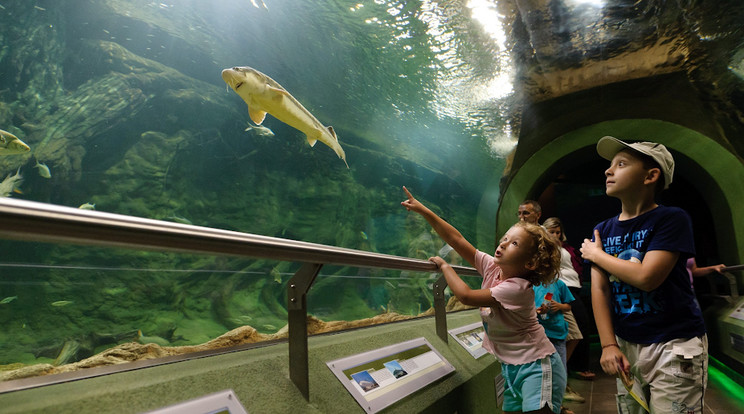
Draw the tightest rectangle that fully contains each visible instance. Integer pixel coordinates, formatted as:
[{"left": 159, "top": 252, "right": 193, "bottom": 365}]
[
  {"left": 433, "top": 274, "right": 448, "bottom": 343},
  {"left": 287, "top": 262, "right": 323, "bottom": 401}
]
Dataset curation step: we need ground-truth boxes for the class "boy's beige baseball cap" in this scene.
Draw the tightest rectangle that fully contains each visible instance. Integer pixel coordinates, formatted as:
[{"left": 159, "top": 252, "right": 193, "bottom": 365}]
[{"left": 597, "top": 136, "right": 674, "bottom": 189}]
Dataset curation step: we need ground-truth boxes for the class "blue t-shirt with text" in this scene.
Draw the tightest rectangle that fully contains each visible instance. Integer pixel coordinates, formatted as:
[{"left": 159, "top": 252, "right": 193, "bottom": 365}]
[{"left": 593, "top": 205, "right": 705, "bottom": 343}]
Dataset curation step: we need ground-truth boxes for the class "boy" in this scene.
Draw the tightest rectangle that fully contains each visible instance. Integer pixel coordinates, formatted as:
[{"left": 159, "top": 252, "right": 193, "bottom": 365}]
[{"left": 580, "top": 136, "right": 707, "bottom": 414}]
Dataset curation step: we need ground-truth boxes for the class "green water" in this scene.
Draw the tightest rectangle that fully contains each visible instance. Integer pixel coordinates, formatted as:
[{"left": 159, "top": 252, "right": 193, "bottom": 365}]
[{"left": 0, "top": 0, "right": 512, "bottom": 371}]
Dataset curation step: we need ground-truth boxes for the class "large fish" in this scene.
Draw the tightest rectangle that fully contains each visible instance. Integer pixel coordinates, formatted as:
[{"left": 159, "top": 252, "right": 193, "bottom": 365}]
[
  {"left": 0, "top": 168, "right": 22, "bottom": 197},
  {"left": 0, "top": 129, "right": 30, "bottom": 155},
  {"left": 221, "top": 66, "right": 348, "bottom": 168}
]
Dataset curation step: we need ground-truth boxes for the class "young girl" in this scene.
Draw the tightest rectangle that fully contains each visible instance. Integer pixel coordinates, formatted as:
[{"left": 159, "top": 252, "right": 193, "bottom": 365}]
[{"left": 402, "top": 187, "right": 566, "bottom": 414}]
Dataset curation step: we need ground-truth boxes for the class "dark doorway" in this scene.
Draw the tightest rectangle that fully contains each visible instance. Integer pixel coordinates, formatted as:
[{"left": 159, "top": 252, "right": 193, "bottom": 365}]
[{"left": 537, "top": 154, "right": 720, "bottom": 309}]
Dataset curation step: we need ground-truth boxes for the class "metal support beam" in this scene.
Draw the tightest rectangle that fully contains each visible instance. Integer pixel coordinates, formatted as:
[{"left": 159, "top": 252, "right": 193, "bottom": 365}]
[
  {"left": 433, "top": 274, "right": 448, "bottom": 343},
  {"left": 287, "top": 262, "right": 323, "bottom": 401}
]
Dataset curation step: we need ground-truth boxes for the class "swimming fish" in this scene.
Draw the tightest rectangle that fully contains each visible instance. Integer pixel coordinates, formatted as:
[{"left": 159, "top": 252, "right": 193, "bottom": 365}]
[
  {"left": 51, "top": 300, "right": 73, "bottom": 307},
  {"left": 0, "top": 129, "right": 30, "bottom": 155},
  {"left": 245, "top": 123, "right": 274, "bottom": 137},
  {"left": 221, "top": 66, "right": 348, "bottom": 168},
  {"left": 34, "top": 160, "right": 51, "bottom": 178},
  {"left": 79, "top": 202, "right": 96, "bottom": 210},
  {"left": 166, "top": 215, "right": 192, "bottom": 225},
  {"left": 103, "top": 287, "right": 127, "bottom": 296},
  {"left": 137, "top": 330, "right": 170, "bottom": 346},
  {"left": 0, "top": 296, "right": 18, "bottom": 304},
  {"left": 0, "top": 168, "right": 22, "bottom": 197}
]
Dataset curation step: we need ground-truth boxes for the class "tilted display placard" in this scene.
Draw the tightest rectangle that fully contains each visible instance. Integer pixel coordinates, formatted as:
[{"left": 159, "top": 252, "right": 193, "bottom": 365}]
[
  {"left": 326, "top": 337, "right": 455, "bottom": 413},
  {"left": 143, "top": 389, "right": 248, "bottom": 414},
  {"left": 448, "top": 321, "right": 488, "bottom": 359}
]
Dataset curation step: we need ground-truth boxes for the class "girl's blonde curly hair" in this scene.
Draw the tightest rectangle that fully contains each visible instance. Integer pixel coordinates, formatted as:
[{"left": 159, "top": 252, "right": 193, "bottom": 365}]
[{"left": 513, "top": 221, "right": 562, "bottom": 287}]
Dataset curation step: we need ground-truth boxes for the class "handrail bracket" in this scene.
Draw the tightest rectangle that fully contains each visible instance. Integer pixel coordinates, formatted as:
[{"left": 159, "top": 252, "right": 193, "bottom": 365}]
[
  {"left": 287, "top": 262, "right": 323, "bottom": 401},
  {"left": 433, "top": 274, "right": 448, "bottom": 343}
]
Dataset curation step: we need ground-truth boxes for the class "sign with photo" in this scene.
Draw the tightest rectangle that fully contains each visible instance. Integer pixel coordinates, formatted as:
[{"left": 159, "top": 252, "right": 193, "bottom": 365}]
[
  {"left": 448, "top": 322, "right": 488, "bottom": 359},
  {"left": 143, "top": 389, "right": 247, "bottom": 414},
  {"left": 326, "top": 337, "right": 455, "bottom": 413}
]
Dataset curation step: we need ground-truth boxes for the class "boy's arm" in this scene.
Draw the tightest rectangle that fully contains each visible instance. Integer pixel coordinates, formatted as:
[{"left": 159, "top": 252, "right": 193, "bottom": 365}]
[
  {"left": 591, "top": 265, "right": 629, "bottom": 375},
  {"left": 430, "top": 257, "right": 496, "bottom": 307},
  {"left": 581, "top": 229, "right": 678, "bottom": 292},
  {"left": 402, "top": 187, "right": 477, "bottom": 266}
]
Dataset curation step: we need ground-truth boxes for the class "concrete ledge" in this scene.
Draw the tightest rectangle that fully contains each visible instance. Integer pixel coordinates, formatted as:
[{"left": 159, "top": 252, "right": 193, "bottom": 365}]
[{"left": 0, "top": 310, "right": 499, "bottom": 413}]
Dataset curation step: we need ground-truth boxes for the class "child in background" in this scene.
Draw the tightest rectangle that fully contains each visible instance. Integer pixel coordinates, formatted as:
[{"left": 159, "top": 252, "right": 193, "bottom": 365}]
[
  {"left": 543, "top": 217, "right": 594, "bottom": 402},
  {"left": 534, "top": 279, "right": 576, "bottom": 414},
  {"left": 402, "top": 186, "right": 566, "bottom": 413},
  {"left": 581, "top": 137, "right": 707, "bottom": 413}
]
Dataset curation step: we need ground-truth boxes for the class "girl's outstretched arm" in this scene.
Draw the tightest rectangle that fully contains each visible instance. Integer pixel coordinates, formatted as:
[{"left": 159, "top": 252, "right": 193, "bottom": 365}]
[
  {"left": 402, "top": 187, "right": 476, "bottom": 266},
  {"left": 430, "top": 256, "right": 495, "bottom": 307}
]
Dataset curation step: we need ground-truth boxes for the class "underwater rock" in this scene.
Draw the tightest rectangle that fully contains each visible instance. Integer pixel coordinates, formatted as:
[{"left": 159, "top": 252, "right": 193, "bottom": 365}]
[
  {"left": 0, "top": 312, "right": 448, "bottom": 380},
  {"left": 0, "top": 364, "right": 55, "bottom": 382}
]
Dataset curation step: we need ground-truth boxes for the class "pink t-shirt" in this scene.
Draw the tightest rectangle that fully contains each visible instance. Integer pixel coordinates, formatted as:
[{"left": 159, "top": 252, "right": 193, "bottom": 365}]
[{"left": 474, "top": 250, "right": 556, "bottom": 365}]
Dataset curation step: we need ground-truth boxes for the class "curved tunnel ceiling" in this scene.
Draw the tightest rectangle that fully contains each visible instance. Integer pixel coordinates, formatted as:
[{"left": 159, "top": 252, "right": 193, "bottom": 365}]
[
  {"left": 493, "top": 1, "right": 744, "bottom": 266},
  {"left": 496, "top": 119, "right": 744, "bottom": 265}
]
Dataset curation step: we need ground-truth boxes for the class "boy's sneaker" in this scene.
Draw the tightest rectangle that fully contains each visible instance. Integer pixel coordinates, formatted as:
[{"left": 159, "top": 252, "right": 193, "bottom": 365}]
[{"left": 563, "top": 385, "right": 586, "bottom": 403}]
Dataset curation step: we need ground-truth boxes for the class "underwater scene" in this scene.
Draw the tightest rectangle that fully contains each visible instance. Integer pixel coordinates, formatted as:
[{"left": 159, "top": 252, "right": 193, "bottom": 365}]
[{"left": 0, "top": 0, "right": 516, "bottom": 379}]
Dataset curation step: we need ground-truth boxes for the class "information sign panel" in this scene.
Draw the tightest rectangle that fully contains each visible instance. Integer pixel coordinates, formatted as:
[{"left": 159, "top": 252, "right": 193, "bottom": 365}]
[
  {"left": 143, "top": 389, "right": 248, "bottom": 414},
  {"left": 448, "top": 321, "right": 488, "bottom": 359},
  {"left": 327, "top": 337, "right": 455, "bottom": 413}
]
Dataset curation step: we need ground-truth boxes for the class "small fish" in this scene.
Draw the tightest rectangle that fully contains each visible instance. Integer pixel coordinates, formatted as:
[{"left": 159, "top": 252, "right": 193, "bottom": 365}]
[
  {"left": 221, "top": 66, "right": 348, "bottom": 167},
  {"left": 51, "top": 300, "right": 73, "bottom": 307},
  {"left": 34, "top": 160, "right": 51, "bottom": 178},
  {"left": 103, "top": 287, "right": 127, "bottom": 296},
  {"left": 438, "top": 243, "right": 454, "bottom": 258},
  {"left": 166, "top": 215, "right": 192, "bottom": 225},
  {"left": 0, "top": 168, "right": 23, "bottom": 197},
  {"left": 229, "top": 315, "right": 253, "bottom": 325},
  {"left": 244, "top": 123, "right": 275, "bottom": 137},
  {"left": 263, "top": 324, "right": 277, "bottom": 331},
  {"left": 0, "top": 296, "right": 18, "bottom": 304},
  {"left": 79, "top": 203, "right": 96, "bottom": 210},
  {"left": 270, "top": 268, "right": 282, "bottom": 283},
  {"left": 138, "top": 330, "right": 170, "bottom": 346},
  {"left": 0, "top": 129, "right": 30, "bottom": 155},
  {"left": 360, "top": 231, "right": 368, "bottom": 240}
]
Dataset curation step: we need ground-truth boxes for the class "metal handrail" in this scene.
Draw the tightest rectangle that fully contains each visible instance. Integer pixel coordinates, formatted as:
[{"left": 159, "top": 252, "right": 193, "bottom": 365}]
[
  {"left": 0, "top": 198, "right": 480, "bottom": 398},
  {"left": 722, "top": 264, "right": 744, "bottom": 273},
  {"left": 0, "top": 198, "right": 479, "bottom": 276}
]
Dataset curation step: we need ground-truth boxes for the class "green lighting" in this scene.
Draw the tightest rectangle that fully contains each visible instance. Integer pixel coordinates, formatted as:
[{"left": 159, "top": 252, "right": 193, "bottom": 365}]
[{"left": 708, "top": 356, "right": 744, "bottom": 407}]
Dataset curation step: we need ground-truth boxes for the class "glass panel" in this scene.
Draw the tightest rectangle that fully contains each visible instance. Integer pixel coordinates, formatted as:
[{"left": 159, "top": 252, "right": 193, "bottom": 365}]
[
  {"left": 0, "top": 0, "right": 506, "bottom": 254},
  {"left": 0, "top": 240, "right": 480, "bottom": 382}
]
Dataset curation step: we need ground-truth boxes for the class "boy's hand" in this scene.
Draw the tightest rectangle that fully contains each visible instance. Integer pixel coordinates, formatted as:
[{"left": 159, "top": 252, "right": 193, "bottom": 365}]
[
  {"left": 401, "top": 186, "right": 425, "bottom": 213},
  {"left": 429, "top": 256, "right": 448, "bottom": 268},
  {"left": 581, "top": 229, "right": 604, "bottom": 262},
  {"left": 599, "top": 345, "right": 629, "bottom": 376}
]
